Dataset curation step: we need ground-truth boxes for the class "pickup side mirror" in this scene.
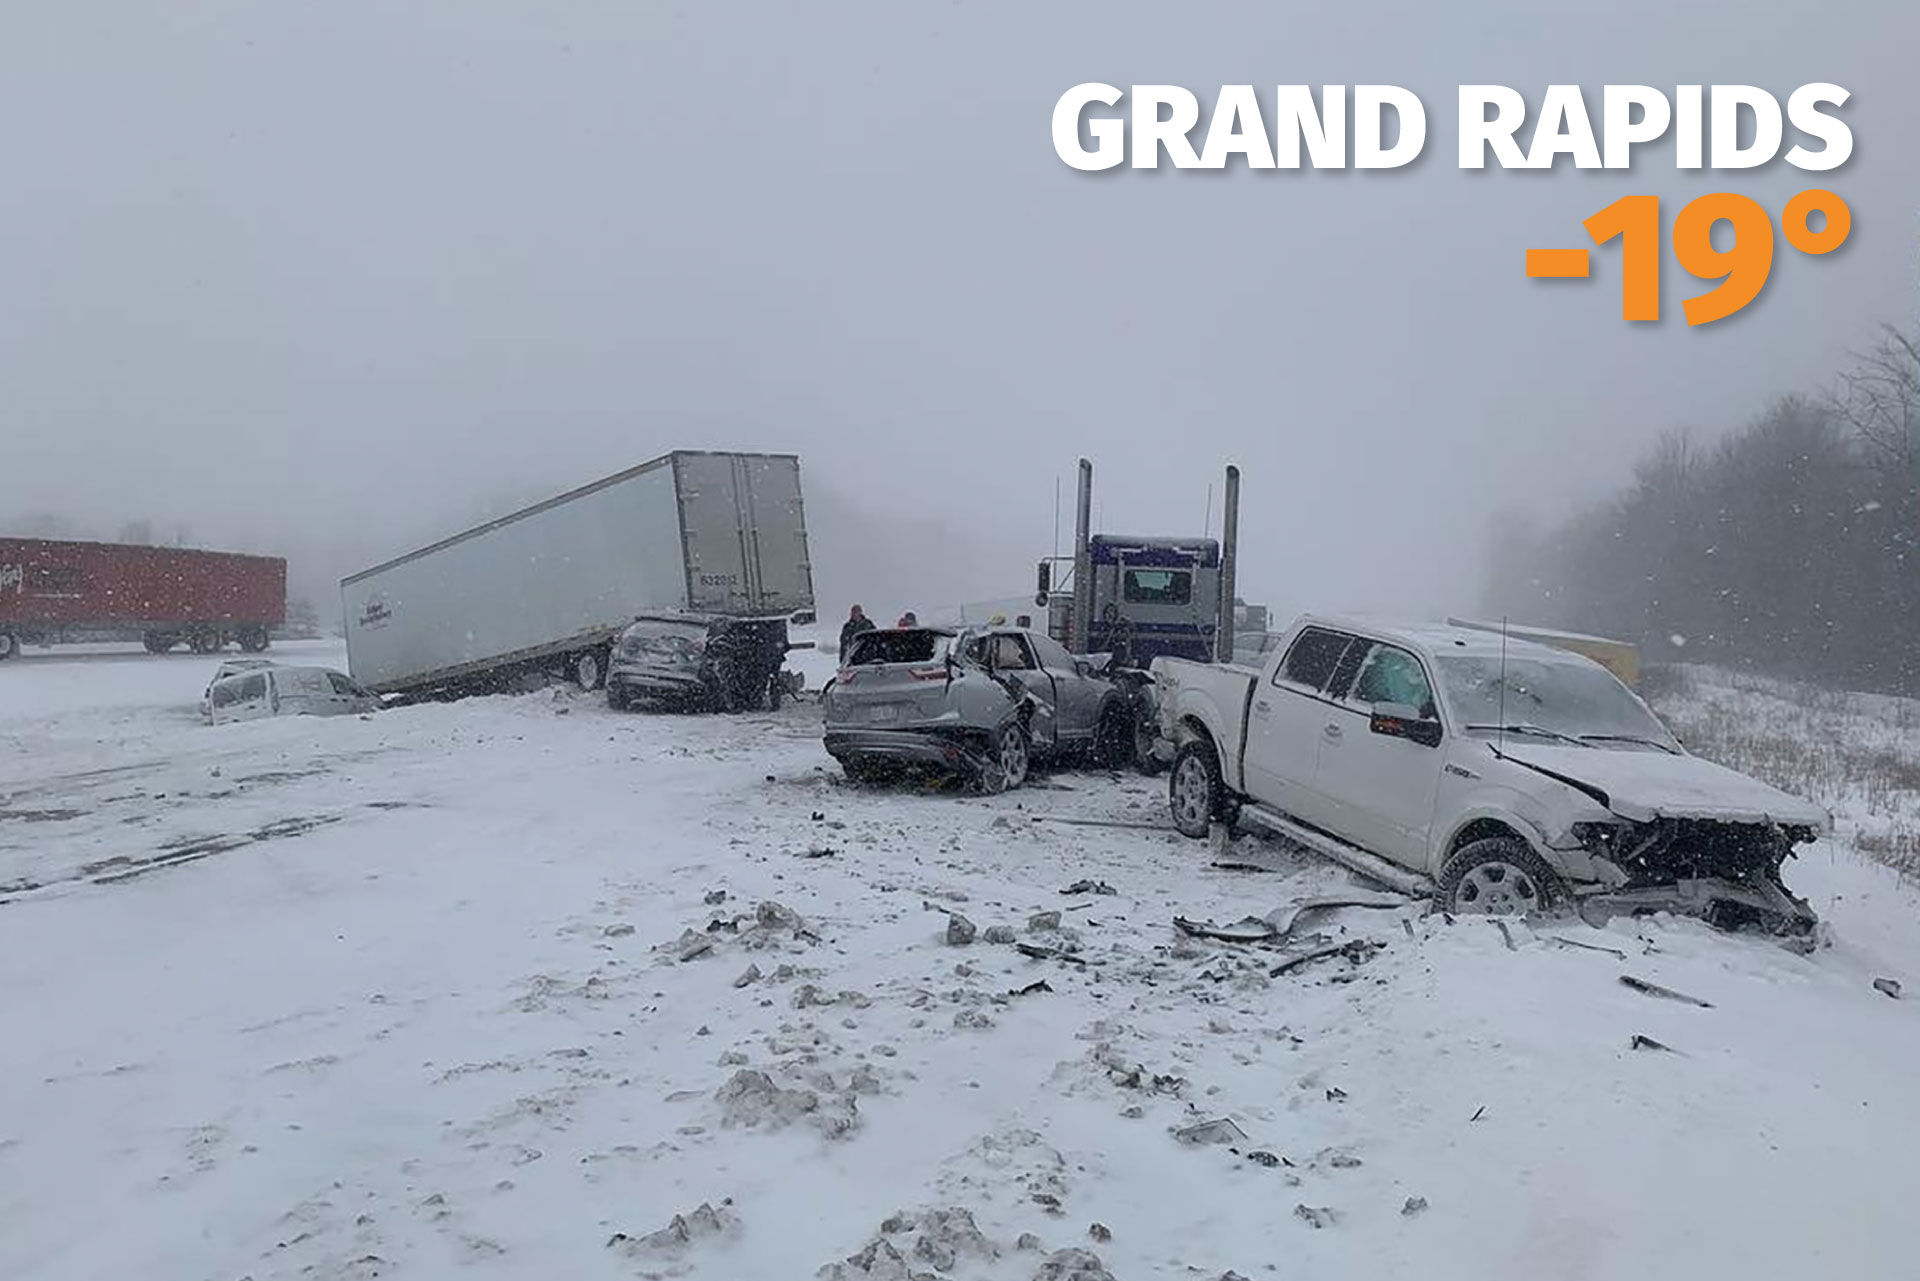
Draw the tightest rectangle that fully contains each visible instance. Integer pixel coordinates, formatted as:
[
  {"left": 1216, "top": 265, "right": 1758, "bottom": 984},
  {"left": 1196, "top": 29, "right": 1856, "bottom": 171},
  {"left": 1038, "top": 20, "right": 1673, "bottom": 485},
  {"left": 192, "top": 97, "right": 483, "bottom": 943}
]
[{"left": 1369, "top": 702, "right": 1442, "bottom": 748}]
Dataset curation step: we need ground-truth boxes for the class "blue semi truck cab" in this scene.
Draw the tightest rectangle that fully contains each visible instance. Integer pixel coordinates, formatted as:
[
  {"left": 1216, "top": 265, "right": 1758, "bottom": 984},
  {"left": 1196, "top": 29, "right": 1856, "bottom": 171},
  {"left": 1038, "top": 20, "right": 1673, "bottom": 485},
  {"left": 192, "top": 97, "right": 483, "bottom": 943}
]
[{"left": 1040, "top": 534, "right": 1222, "bottom": 666}]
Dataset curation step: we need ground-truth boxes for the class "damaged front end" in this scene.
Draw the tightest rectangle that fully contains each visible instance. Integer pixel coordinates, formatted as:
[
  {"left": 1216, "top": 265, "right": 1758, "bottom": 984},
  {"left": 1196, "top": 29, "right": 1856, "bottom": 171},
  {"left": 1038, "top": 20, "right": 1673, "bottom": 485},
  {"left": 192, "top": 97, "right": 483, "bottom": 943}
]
[{"left": 1570, "top": 816, "right": 1823, "bottom": 945}]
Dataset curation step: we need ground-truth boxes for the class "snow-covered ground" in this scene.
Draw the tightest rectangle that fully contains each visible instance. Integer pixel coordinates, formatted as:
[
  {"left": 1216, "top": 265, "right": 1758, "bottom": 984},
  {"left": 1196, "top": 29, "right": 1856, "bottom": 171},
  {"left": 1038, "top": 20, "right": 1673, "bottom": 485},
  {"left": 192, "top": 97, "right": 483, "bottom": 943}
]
[{"left": 4, "top": 644, "right": 1919, "bottom": 1280}]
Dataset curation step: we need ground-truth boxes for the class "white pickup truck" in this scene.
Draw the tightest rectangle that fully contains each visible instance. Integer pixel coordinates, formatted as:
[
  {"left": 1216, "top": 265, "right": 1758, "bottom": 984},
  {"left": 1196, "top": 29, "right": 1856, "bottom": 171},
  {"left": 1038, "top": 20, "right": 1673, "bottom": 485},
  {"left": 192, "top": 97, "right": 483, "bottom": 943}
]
[{"left": 1149, "top": 615, "right": 1830, "bottom": 938}]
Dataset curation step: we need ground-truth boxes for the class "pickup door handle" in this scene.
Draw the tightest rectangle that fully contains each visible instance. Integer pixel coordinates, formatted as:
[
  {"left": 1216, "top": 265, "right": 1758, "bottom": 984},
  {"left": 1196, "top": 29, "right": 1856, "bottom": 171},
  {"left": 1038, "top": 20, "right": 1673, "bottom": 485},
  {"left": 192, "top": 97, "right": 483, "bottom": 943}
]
[{"left": 1323, "top": 721, "right": 1343, "bottom": 739}]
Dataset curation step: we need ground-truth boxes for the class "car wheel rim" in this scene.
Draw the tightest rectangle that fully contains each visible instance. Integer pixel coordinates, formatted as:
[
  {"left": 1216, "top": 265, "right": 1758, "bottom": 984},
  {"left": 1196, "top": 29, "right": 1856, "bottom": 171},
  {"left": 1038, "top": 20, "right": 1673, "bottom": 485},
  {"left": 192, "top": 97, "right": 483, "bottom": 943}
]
[
  {"left": 1455, "top": 862, "right": 1541, "bottom": 915},
  {"left": 578, "top": 654, "right": 600, "bottom": 688},
  {"left": 1173, "top": 757, "right": 1210, "bottom": 827},
  {"left": 0, "top": 634, "right": 13, "bottom": 657},
  {"left": 1001, "top": 729, "right": 1028, "bottom": 787}
]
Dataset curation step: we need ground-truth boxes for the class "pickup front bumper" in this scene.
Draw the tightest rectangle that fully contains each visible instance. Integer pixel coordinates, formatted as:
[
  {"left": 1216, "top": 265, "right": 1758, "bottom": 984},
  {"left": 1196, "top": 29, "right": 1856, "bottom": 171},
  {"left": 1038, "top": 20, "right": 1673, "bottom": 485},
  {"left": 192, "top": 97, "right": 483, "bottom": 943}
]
[{"left": 1573, "top": 874, "right": 1819, "bottom": 945}]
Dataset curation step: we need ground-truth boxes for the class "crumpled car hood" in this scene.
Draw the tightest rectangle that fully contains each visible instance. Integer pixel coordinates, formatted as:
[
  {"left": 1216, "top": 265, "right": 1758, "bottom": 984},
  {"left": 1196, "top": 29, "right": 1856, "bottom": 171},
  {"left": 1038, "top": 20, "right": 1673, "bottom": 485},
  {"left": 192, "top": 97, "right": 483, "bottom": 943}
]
[{"left": 1494, "top": 743, "right": 1830, "bottom": 829}]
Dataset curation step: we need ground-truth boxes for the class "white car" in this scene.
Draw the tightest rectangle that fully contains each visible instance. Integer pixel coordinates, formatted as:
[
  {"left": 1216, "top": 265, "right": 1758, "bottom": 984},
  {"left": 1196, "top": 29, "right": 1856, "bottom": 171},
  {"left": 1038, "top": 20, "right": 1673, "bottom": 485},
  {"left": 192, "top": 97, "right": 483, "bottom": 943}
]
[
  {"left": 1150, "top": 615, "right": 1831, "bottom": 938},
  {"left": 207, "top": 665, "right": 383, "bottom": 725},
  {"left": 199, "top": 658, "right": 278, "bottom": 721}
]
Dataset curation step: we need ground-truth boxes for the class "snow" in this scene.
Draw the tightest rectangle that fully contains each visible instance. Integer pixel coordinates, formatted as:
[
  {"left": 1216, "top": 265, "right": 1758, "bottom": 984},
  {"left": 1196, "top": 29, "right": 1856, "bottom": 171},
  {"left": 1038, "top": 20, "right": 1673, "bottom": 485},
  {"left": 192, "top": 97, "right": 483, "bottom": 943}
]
[{"left": 4, "top": 647, "right": 1919, "bottom": 1279}]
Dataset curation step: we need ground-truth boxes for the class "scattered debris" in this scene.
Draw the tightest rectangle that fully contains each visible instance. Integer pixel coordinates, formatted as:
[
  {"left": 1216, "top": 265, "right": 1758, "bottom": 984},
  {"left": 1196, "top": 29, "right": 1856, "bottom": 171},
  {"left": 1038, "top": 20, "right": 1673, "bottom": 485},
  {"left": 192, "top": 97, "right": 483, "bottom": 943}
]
[
  {"left": 1620, "top": 974, "right": 1714, "bottom": 1008},
  {"left": 1544, "top": 934, "right": 1628, "bottom": 960},
  {"left": 1178, "top": 892, "right": 1408, "bottom": 947},
  {"left": 1874, "top": 977, "right": 1902, "bottom": 1000},
  {"left": 1493, "top": 920, "right": 1519, "bottom": 951},
  {"left": 1060, "top": 879, "right": 1116, "bottom": 896},
  {"left": 1016, "top": 942, "right": 1086, "bottom": 965},
  {"left": 603, "top": 923, "right": 635, "bottom": 938},
  {"left": 1011, "top": 980, "right": 1053, "bottom": 997},
  {"left": 1325, "top": 1087, "right": 1348, "bottom": 1103},
  {"left": 1087, "top": 1223, "right": 1111, "bottom": 1243},
  {"left": 984, "top": 926, "right": 1019, "bottom": 945},
  {"left": 1174, "top": 1117, "right": 1248, "bottom": 1146},
  {"left": 1468, "top": 1106, "right": 1486, "bottom": 1123},
  {"left": 672, "top": 931, "right": 715, "bottom": 962},
  {"left": 1630, "top": 1034, "right": 1675, "bottom": 1053},
  {"left": 704, "top": 888, "right": 729, "bottom": 905},
  {"left": 1173, "top": 916, "right": 1275, "bottom": 944},
  {"left": 1028, "top": 911, "right": 1063, "bottom": 932},
  {"left": 1244, "top": 1150, "right": 1281, "bottom": 1168},
  {"left": 1032, "top": 815, "right": 1165, "bottom": 831},
  {"left": 1402, "top": 1196, "right": 1429, "bottom": 1217},
  {"left": 1269, "top": 938, "right": 1384, "bottom": 977},
  {"left": 1293, "top": 1204, "right": 1339, "bottom": 1229},
  {"left": 946, "top": 914, "right": 978, "bottom": 946},
  {"left": 734, "top": 963, "right": 762, "bottom": 989},
  {"left": 798, "top": 846, "right": 838, "bottom": 859}
]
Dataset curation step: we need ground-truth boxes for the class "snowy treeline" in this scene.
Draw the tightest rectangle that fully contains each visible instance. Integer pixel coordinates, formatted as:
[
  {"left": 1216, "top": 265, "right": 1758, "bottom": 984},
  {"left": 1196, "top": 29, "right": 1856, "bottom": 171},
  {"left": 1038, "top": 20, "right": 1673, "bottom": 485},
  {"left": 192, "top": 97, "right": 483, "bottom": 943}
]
[{"left": 1487, "top": 327, "right": 1920, "bottom": 696}]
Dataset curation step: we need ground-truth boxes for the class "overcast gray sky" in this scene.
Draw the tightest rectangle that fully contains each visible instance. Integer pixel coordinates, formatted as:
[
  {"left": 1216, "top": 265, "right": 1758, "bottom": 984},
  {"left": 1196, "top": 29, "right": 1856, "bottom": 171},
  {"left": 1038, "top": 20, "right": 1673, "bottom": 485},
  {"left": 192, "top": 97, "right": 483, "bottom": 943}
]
[{"left": 3, "top": 1, "right": 1914, "bottom": 624}]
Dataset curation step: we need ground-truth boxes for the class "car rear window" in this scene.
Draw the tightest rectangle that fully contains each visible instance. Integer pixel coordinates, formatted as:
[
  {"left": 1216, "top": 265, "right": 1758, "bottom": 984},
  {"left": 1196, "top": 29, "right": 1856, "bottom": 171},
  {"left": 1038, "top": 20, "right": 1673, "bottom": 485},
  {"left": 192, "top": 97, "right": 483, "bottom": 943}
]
[
  {"left": 846, "top": 630, "right": 951, "bottom": 666},
  {"left": 1277, "top": 627, "right": 1354, "bottom": 691}
]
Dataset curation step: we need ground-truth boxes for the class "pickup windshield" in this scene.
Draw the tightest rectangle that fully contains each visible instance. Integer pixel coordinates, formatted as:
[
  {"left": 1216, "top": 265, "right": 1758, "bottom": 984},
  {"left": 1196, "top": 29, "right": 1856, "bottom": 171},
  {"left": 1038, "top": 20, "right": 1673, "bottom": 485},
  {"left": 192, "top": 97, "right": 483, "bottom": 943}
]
[{"left": 1436, "top": 655, "right": 1679, "bottom": 752}]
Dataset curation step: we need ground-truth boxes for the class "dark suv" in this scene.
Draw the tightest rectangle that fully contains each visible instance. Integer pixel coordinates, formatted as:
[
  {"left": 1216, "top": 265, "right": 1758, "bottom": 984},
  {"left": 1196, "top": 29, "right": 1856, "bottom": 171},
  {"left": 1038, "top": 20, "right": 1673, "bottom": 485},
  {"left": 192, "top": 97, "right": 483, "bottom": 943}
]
[{"left": 606, "top": 613, "right": 794, "bottom": 713}]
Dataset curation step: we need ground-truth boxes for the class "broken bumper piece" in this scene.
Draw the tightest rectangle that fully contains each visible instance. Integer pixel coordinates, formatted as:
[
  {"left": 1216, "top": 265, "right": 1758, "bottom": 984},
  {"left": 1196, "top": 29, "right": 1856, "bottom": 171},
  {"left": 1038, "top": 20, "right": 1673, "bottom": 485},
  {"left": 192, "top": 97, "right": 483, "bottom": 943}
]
[
  {"left": 824, "top": 729, "right": 986, "bottom": 774},
  {"left": 1574, "top": 874, "right": 1818, "bottom": 942}
]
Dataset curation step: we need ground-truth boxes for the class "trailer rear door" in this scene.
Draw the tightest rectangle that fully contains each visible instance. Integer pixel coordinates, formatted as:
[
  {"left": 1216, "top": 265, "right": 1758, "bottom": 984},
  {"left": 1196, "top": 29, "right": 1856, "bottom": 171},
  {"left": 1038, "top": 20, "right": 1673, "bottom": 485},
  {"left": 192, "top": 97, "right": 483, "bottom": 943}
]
[{"left": 673, "top": 453, "right": 815, "bottom": 616}]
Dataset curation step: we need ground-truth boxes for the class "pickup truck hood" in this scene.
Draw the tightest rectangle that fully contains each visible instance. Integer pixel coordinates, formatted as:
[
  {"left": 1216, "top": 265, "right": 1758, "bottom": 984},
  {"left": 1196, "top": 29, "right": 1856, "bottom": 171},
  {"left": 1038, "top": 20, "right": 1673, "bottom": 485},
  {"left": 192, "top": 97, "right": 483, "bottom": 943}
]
[{"left": 1494, "top": 743, "right": 1830, "bottom": 829}]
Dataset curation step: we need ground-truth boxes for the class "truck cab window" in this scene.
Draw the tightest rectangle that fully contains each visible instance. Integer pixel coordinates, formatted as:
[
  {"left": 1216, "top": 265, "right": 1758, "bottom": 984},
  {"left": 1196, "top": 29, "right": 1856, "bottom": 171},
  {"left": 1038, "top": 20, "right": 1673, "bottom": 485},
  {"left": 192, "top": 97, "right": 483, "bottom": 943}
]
[
  {"left": 1352, "top": 644, "right": 1434, "bottom": 715},
  {"left": 1276, "top": 627, "right": 1354, "bottom": 692},
  {"left": 1122, "top": 569, "right": 1191, "bottom": 605}
]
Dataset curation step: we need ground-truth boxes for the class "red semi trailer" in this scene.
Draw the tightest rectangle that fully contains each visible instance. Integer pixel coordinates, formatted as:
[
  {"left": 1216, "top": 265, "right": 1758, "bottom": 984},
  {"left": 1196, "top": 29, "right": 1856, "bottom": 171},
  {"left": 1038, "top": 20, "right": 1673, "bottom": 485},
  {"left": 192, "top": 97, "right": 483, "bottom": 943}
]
[{"left": 0, "top": 538, "right": 287, "bottom": 660}]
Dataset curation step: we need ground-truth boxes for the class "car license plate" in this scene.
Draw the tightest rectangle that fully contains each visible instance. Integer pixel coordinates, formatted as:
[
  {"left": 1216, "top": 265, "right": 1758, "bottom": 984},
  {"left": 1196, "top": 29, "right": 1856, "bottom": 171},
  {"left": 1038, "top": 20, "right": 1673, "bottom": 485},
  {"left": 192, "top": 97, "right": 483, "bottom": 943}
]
[{"left": 869, "top": 704, "right": 900, "bottom": 722}]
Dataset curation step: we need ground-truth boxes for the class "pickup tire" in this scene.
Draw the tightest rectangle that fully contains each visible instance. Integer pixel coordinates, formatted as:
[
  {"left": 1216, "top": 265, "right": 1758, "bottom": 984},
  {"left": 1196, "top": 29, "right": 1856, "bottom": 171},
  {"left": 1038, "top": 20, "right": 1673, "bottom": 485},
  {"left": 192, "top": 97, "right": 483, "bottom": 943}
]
[
  {"left": 1437, "top": 837, "right": 1565, "bottom": 916},
  {"left": 1169, "top": 739, "right": 1238, "bottom": 838}
]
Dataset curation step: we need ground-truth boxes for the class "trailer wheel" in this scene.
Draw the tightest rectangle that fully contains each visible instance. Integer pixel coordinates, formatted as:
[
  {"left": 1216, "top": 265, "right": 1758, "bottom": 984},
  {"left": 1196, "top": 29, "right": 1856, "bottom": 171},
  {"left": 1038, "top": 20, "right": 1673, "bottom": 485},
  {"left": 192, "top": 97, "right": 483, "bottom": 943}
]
[
  {"left": 0, "top": 631, "right": 16, "bottom": 662},
  {"left": 142, "top": 632, "right": 176, "bottom": 654},
  {"left": 572, "top": 648, "right": 606, "bottom": 691},
  {"left": 188, "top": 630, "right": 223, "bottom": 655},
  {"left": 237, "top": 626, "right": 271, "bottom": 653}
]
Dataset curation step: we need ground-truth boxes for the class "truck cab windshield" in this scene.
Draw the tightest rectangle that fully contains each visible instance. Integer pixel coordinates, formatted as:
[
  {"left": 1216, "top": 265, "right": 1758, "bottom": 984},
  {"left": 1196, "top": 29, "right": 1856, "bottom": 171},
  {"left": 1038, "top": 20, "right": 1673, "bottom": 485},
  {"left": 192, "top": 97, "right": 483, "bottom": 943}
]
[{"left": 1437, "top": 655, "right": 1679, "bottom": 753}]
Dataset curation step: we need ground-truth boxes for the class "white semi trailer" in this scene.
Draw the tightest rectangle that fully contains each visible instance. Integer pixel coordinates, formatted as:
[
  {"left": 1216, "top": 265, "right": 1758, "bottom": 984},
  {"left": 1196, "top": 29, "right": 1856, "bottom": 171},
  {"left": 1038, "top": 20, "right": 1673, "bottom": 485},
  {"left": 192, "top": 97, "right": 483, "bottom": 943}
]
[{"left": 342, "top": 451, "right": 814, "bottom": 698}]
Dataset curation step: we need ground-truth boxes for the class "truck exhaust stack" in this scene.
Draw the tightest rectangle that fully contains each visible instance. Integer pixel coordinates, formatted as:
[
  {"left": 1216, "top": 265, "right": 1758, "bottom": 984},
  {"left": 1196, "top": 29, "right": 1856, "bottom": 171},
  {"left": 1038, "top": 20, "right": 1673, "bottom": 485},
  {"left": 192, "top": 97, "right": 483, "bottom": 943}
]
[
  {"left": 1072, "top": 457, "right": 1094, "bottom": 652},
  {"left": 1217, "top": 465, "right": 1240, "bottom": 661}
]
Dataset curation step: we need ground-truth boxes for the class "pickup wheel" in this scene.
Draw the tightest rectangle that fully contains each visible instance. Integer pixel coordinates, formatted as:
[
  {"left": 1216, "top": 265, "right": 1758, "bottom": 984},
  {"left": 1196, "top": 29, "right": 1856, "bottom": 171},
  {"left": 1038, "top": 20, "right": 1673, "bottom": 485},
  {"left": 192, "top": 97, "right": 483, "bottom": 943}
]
[
  {"left": 1170, "top": 739, "right": 1235, "bottom": 839},
  {"left": 1437, "top": 837, "right": 1566, "bottom": 916},
  {"left": 0, "top": 630, "right": 16, "bottom": 662}
]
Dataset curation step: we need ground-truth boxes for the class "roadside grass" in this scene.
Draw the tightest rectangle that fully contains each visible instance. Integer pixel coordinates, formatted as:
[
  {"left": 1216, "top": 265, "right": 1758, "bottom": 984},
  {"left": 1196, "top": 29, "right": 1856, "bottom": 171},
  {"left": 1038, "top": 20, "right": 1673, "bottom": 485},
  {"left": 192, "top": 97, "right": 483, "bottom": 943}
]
[{"left": 1643, "top": 664, "right": 1920, "bottom": 880}]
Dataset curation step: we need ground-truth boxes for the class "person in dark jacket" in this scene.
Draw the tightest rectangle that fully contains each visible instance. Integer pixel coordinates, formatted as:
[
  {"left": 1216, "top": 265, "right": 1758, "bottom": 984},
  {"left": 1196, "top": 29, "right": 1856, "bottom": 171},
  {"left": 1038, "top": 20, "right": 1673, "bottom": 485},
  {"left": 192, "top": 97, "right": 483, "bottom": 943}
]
[{"left": 840, "top": 604, "right": 876, "bottom": 655}]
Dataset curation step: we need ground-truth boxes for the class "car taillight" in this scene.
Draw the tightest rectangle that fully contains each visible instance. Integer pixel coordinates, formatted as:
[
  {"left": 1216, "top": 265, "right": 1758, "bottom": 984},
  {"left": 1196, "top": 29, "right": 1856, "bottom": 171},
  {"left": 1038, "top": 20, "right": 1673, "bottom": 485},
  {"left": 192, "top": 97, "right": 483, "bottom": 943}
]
[
  {"left": 836, "top": 669, "right": 858, "bottom": 685},
  {"left": 910, "top": 666, "right": 949, "bottom": 681}
]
